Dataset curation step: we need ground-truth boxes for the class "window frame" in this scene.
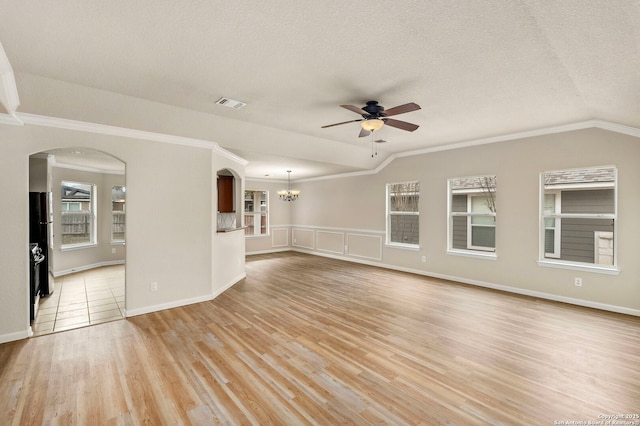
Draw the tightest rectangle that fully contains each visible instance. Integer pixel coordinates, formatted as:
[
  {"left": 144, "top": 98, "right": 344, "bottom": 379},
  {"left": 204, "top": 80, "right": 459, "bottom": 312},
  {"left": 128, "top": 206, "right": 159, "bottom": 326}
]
[
  {"left": 447, "top": 176, "right": 497, "bottom": 260},
  {"left": 244, "top": 189, "right": 270, "bottom": 237},
  {"left": 111, "top": 185, "right": 126, "bottom": 244},
  {"left": 538, "top": 166, "right": 619, "bottom": 275},
  {"left": 543, "top": 191, "right": 561, "bottom": 258},
  {"left": 61, "top": 181, "right": 97, "bottom": 250},
  {"left": 386, "top": 181, "right": 420, "bottom": 250}
]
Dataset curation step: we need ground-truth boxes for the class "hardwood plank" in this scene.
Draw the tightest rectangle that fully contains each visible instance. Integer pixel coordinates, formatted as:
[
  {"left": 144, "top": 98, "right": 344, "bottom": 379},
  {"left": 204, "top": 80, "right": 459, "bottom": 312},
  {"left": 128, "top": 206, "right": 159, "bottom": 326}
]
[{"left": 1, "top": 252, "right": 639, "bottom": 424}]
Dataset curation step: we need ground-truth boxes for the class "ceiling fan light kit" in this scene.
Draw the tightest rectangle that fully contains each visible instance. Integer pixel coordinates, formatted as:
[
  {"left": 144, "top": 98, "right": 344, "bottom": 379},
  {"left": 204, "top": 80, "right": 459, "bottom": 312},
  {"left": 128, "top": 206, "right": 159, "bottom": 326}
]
[{"left": 361, "top": 118, "right": 384, "bottom": 131}]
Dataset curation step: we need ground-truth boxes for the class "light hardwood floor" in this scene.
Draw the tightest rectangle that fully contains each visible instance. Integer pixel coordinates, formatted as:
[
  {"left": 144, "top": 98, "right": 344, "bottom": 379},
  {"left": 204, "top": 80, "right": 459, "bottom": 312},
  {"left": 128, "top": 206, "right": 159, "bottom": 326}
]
[{"left": 1, "top": 252, "right": 639, "bottom": 424}]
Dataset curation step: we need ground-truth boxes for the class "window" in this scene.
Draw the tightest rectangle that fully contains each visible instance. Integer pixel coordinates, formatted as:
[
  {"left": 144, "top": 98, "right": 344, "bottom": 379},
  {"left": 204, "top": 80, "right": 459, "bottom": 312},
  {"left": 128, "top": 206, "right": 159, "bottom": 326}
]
[
  {"left": 448, "top": 176, "right": 497, "bottom": 257},
  {"left": 386, "top": 181, "right": 419, "bottom": 248},
  {"left": 244, "top": 190, "right": 269, "bottom": 236},
  {"left": 112, "top": 186, "right": 126, "bottom": 243},
  {"left": 61, "top": 181, "right": 96, "bottom": 247},
  {"left": 540, "top": 166, "right": 617, "bottom": 273}
]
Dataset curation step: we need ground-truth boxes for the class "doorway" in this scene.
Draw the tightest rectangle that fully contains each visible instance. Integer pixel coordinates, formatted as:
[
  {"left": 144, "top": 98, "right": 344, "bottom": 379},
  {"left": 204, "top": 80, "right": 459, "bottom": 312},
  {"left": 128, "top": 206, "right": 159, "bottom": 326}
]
[{"left": 28, "top": 148, "right": 126, "bottom": 336}]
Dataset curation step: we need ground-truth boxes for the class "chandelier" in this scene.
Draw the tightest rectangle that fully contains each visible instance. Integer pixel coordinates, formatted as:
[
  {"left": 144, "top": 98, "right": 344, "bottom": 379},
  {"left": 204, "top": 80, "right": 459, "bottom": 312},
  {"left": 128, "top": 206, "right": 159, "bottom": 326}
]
[{"left": 278, "top": 170, "right": 300, "bottom": 201}]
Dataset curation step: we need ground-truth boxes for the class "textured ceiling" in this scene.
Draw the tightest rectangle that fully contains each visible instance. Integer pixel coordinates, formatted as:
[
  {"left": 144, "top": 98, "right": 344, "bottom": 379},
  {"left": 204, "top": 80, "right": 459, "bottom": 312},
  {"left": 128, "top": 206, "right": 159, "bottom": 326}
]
[{"left": 1, "top": 0, "right": 639, "bottom": 179}]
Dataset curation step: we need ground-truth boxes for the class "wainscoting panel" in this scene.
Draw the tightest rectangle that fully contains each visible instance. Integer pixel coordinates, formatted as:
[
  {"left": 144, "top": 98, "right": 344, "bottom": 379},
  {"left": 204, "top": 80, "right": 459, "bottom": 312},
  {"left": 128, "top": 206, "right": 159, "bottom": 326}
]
[
  {"left": 272, "top": 228, "right": 289, "bottom": 247},
  {"left": 347, "top": 233, "right": 382, "bottom": 261},
  {"left": 292, "top": 228, "right": 314, "bottom": 250},
  {"left": 316, "top": 231, "right": 345, "bottom": 255}
]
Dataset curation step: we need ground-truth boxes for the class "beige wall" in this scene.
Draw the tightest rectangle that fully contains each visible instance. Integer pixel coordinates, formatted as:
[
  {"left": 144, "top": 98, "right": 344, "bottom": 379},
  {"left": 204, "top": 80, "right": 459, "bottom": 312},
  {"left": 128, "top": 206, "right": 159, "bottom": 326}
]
[
  {"left": 275, "top": 128, "right": 640, "bottom": 314},
  {"left": 0, "top": 123, "right": 245, "bottom": 342}
]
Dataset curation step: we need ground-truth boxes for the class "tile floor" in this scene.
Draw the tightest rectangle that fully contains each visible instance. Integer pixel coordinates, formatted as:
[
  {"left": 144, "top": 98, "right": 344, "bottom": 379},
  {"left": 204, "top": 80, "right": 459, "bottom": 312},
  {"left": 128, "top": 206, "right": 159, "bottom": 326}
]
[{"left": 33, "top": 265, "right": 125, "bottom": 336}]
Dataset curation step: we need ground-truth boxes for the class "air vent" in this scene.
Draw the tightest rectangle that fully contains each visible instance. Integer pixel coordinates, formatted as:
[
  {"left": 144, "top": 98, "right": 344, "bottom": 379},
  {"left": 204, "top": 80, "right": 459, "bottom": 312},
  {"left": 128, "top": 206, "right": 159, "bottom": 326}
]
[{"left": 215, "top": 97, "right": 247, "bottom": 109}]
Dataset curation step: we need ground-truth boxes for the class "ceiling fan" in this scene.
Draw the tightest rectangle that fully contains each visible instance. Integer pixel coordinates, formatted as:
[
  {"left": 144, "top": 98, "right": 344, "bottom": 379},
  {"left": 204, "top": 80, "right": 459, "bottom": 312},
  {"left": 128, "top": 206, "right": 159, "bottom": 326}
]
[{"left": 322, "top": 100, "right": 421, "bottom": 137}]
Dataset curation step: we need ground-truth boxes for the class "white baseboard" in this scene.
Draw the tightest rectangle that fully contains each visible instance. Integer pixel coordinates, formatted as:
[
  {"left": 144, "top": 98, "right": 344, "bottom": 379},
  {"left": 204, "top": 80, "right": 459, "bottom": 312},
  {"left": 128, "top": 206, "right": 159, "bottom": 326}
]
[
  {"left": 292, "top": 248, "right": 640, "bottom": 317},
  {"left": 125, "top": 272, "right": 246, "bottom": 318},
  {"left": 246, "top": 248, "right": 291, "bottom": 256},
  {"left": 0, "top": 329, "right": 31, "bottom": 344},
  {"left": 125, "top": 294, "right": 214, "bottom": 317},
  {"left": 54, "top": 260, "right": 125, "bottom": 277},
  {"left": 212, "top": 272, "right": 246, "bottom": 299}
]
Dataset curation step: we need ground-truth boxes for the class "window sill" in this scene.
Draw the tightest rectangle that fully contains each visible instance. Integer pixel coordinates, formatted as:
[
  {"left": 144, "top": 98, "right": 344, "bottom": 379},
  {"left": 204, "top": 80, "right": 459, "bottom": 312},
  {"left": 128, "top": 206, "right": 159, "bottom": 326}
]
[
  {"left": 537, "top": 260, "right": 620, "bottom": 276},
  {"left": 447, "top": 249, "right": 497, "bottom": 260},
  {"left": 61, "top": 243, "right": 97, "bottom": 252},
  {"left": 110, "top": 241, "right": 126, "bottom": 246},
  {"left": 385, "top": 243, "right": 420, "bottom": 251}
]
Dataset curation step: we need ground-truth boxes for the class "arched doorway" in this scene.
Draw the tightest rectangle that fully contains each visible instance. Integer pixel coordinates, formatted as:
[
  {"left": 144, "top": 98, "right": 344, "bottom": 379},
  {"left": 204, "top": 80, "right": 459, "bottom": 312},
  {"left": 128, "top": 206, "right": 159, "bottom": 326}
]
[{"left": 29, "top": 148, "right": 126, "bottom": 336}]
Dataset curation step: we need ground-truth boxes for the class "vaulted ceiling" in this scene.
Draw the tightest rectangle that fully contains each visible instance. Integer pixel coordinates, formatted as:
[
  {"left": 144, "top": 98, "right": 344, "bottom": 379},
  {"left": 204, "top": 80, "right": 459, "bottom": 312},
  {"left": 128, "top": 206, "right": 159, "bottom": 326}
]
[{"left": 1, "top": 1, "right": 639, "bottom": 179}]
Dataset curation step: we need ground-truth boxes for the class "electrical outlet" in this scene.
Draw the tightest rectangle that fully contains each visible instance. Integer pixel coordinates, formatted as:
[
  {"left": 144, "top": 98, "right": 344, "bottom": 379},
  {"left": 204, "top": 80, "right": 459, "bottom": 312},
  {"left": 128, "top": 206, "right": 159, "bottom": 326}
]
[
  {"left": 421, "top": 255, "right": 427, "bottom": 263},
  {"left": 150, "top": 282, "right": 158, "bottom": 291},
  {"left": 574, "top": 277, "right": 582, "bottom": 287},
  {"left": 112, "top": 248, "right": 116, "bottom": 254}
]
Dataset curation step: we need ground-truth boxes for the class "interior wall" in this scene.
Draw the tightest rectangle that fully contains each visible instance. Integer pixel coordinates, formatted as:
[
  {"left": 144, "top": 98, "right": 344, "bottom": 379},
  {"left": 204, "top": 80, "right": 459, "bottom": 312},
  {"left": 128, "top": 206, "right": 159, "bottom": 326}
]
[
  {"left": 212, "top": 154, "right": 247, "bottom": 295},
  {"left": 50, "top": 165, "right": 126, "bottom": 275},
  {"left": 0, "top": 123, "right": 217, "bottom": 341},
  {"left": 287, "top": 128, "right": 640, "bottom": 314}
]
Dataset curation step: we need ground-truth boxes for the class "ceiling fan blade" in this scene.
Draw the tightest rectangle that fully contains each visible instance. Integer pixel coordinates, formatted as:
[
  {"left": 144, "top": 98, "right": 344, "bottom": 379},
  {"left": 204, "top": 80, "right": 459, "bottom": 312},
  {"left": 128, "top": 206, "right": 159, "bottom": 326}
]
[
  {"left": 321, "top": 119, "right": 362, "bottom": 128},
  {"left": 384, "top": 118, "right": 419, "bottom": 132},
  {"left": 382, "top": 102, "right": 421, "bottom": 117},
  {"left": 341, "top": 104, "right": 369, "bottom": 115},
  {"left": 359, "top": 128, "right": 370, "bottom": 138}
]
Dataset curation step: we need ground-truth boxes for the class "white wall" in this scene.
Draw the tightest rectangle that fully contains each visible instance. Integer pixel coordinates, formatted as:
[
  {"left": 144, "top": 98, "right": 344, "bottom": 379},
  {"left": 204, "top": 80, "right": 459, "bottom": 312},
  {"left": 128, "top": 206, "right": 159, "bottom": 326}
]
[
  {"left": 212, "top": 155, "right": 247, "bottom": 296},
  {"left": 0, "top": 122, "right": 245, "bottom": 342},
  {"left": 259, "top": 128, "right": 640, "bottom": 315}
]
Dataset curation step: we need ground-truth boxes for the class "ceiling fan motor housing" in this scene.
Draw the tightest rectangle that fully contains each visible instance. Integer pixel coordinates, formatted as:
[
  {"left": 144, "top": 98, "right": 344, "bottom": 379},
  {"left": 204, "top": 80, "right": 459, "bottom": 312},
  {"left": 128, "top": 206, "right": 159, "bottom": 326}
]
[{"left": 362, "top": 101, "right": 385, "bottom": 118}]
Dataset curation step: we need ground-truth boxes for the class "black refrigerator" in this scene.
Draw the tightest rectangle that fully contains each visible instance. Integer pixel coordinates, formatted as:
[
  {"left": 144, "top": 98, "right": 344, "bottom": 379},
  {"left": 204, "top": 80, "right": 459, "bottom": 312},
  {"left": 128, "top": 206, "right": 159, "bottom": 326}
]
[{"left": 29, "top": 192, "right": 53, "bottom": 297}]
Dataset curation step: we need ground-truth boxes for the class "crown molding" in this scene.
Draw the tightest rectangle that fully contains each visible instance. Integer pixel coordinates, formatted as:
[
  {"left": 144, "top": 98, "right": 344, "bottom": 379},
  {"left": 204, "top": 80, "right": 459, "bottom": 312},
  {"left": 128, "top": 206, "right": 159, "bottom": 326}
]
[
  {"left": 50, "top": 159, "right": 125, "bottom": 175},
  {"left": 297, "top": 119, "right": 640, "bottom": 183},
  {"left": 13, "top": 112, "right": 248, "bottom": 166},
  {"left": 0, "top": 42, "right": 20, "bottom": 114}
]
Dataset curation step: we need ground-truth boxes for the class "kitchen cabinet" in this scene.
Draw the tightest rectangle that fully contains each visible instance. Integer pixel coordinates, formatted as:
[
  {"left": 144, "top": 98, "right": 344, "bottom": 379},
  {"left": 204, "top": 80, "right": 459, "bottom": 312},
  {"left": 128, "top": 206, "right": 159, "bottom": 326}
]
[{"left": 217, "top": 175, "right": 235, "bottom": 213}]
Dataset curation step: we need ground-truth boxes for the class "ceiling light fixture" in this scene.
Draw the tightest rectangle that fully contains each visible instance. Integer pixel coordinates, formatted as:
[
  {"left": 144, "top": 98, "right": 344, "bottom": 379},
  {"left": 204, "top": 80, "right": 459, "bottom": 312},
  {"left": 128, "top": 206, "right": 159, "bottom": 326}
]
[
  {"left": 360, "top": 118, "right": 384, "bottom": 132},
  {"left": 278, "top": 170, "right": 300, "bottom": 201}
]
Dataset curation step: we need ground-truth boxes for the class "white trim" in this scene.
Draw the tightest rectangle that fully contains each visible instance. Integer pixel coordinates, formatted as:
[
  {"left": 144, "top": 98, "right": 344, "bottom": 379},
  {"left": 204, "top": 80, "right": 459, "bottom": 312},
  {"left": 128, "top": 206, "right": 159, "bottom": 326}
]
[
  {"left": 542, "top": 191, "right": 561, "bottom": 258},
  {"left": 246, "top": 248, "right": 290, "bottom": 255},
  {"left": 51, "top": 160, "right": 125, "bottom": 176},
  {"left": 2, "top": 110, "right": 636, "bottom": 183},
  {"left": 53, "top": 260, "right": 125, "bottom": 277},
  {"left": 346, "top": 233, "right": 383, "bottom": 261},
  {"left": 126, "top": 272, "right": 246, "bottom": 318},
  {"left": 271, "top": 227, "right": 289, "bottom": 248},
  {"left": 385, "top": 242, "right": 420, "bottom": 251},
  {"left": 12, "top": 112, "right": 249, "bottom": 166},
  {"left": 0, "top": 112, "right": 23, "bottom": 125},
  {"left": 292, "top": 249, "right": 638, "bottom": 317},
  {"left": 292, "top": 228, "right": 314, "bottom": 250},
  {"left": 537, "top": 260, "right": 620, "bottom": 276},
  {"left": 0, "top": 329, "right": 31, "bottom": 344},
  {"left": 316, "top": 230, "right": 345, "bottom": 255},
  {"left": 296, "top": 121, "right": 640, "bottom": 183},
  {"left": 289, "top": 224, "right": 385, "bottom": 235},
  {"left": 0, "top": 42, "right": 20, "bottom": 113},
  {"left": 446, "top": 249, "right": 497, "bottom": 260},
  {"left": 60, "top": 242, "right": 98, "bottom": 252},
  {"left": 544, "top": 182, "right": 614, "bottom": 190}
]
